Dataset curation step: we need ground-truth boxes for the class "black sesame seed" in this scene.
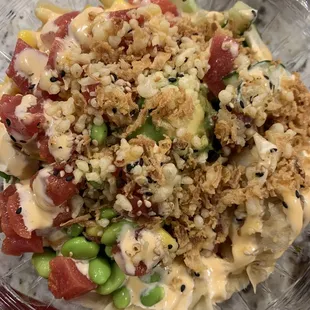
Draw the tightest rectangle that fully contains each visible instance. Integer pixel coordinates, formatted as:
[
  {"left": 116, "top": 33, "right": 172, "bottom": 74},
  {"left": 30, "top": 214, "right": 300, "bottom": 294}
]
[
  {"left": 240, "top": 100, "right": 245, "bottom": 109},
  {"left": 245, "top": 123, "right": 251, "bottom": 128},
  {"left": 168, "top": 77, "right": 177, "bottom": 83},
  {"left": 5, "top": 119, "right": 11, "bottom": 126},
  {"left": 28, "top": 84, "right": 36, "bottom": 90},
  {"left": 180, "top": 285, "right": 186, "bottom": 292},
  {"left": 147, "top": 176, "right": 154, "bottom": 183},
  {"left": 20, "top": 140, "right": 26, "bottom": 144},
  {"left": 270, "top": 148, "right": 278, "bottom": 153},
  {"left": 126, "top": 163, "right": 135, "bottom": 172},
  {"left": 139, "top": 158, "right": 144, "bottom": 166},
  {"left": 65, "top": 175, "right": 74, "bottom": 182},
  {"left": 207, "top": 150, "right": 220, "bottom": 163},
  {"left": 145, "top": 192, "right": 153, "bottom": 197},
  {"left": 168, "top": 244, "right": 173, "bottom": 250},
  {"left": 194, "top": 272, "right": 200, "bottom": 277},
  {"left": 53, "top": 169, "right": 59, "bottom": 176},
  {"left": 255, "top": 172, "right": 264, "bottom": 177},
  {"left": 184, "top": 57, "right": 188, "bottom": 63},
  {"left": 112, "top": 108, "right": 117, "bottom": 113},
  {"left": 10, "top": 135, "right": 16, "bottom": 142},
  {"left": 282, "top": 201, "right": 288, "bottom": 209},
  {"left": 16, "top": 207, "right": 22, "bottom": 215},
  {"left": 177, "top": 73, "right": 184, "bottom": 78},
  {"left": 296, "top": 190, "right": 301, "bottom": 199},
  {"left": 50, "top": 76, "right": 58, "bottom": 82},
  {"left": 269, "top": 81, "right": 274, "bottom": 90},
  {"left": 263, "top": 75, "right": 270, "bottom": 80},
  {"left": 226, "top": 105, "right": 233, "bottom": 112}
]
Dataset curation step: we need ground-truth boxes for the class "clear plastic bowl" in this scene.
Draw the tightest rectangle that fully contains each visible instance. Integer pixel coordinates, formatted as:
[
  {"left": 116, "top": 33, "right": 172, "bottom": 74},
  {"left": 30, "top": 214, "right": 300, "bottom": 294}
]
[{"left": 0, "top": 0, "right": 310, "bottom": 309}]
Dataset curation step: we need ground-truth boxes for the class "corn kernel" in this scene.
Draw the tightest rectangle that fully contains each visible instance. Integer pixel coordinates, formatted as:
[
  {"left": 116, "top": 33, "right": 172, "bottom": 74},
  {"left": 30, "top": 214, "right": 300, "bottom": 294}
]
[
  {"left": 18, "top": 30, "right": 37, "bottom": 48},
  {"left": 157, "top": 228, "right": 178, "bottom": 252}
]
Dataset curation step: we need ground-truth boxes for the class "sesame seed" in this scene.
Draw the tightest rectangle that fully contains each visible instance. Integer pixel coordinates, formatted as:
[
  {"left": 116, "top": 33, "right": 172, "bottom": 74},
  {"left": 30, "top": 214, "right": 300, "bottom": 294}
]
[
  {"left": 5, "top": 119, "right": 11, "bottom": 126},
  {"left": 60, "top": 70, "right": 66, "bottom": 77},
  {"left": 282, "top": 201, "right": 288, "bottom": 209},
  {"left": 168, "top": 244, "right": 173, "bottom": 250},
  {"left": 168, "top": 77, "right": 177, "bottom": 83},
  {"left": 147, "top": 176, "right": 155, "bottom": 183},
  {"left": 50, "top": 76, "right": 58, "bottom": 82},
  {"left": 10, "top": 135, "right": 16, "bottom": 142},
  {"left": 65, "top": 175, "right": 74, "bottom": 182},
  {"left": 255, "top": 172, "right": 264, "bottom": 177},
  {"left": 194, "top": 272, "right": 200, "bottom": 277},
  {"left": 240, "top": 100, "right": 245, "bottom": 109},
  {"left": 111, "top": 73, "right": 118, "bottom": 81},
  {"left": 226, "top": 105, "right": 232, "bottom": 112},
  {"left": 144, "top": 192, "right": 153, "bottom": 197},
  {"left": 20, "top": 140, "right": 26, "bottom": 144},
  {"left": 16, "top": 207, "right": 22, "bottom": 215},
  {"left": 295, "top": 190, "right": 301, "bottom": 198},
  {"left": 177, "top": 73, "right": 184, "bottom": 78},
  {"left": 180, "top": 285, "right": 186, "bottom": 292}
]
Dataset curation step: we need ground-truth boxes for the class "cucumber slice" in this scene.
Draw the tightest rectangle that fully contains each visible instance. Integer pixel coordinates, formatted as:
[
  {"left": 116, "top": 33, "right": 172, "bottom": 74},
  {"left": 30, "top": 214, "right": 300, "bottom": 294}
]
[
  {"left": 228, "top": 1, "right": 257, "bottom": 35},
  {"left": 249, "top": 61, "right": 291, "bottom": 90},
  {"left": 171, "top": 0, "right": 198, "bottom": 13},
  {"left": 244, "top": 25, "right": 272, "bottom": 61},
  {"left": 222, "top": 71, "right": 240, "bottom": 88}
]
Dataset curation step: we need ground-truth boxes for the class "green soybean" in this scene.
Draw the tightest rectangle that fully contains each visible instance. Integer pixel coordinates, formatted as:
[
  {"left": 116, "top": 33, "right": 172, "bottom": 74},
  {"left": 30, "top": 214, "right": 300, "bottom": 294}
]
[
  {"left": 61, "top": 236, "right": 100, "bottom": 260},
  {"left": 113, "top": 286, "right": 131, "bottom": 309},
  {"left": 67, "top": 223, "right": 84, "bottom": 237},
  {"left": 86, "top": 225, "right": 104, "bottom": 237},
  {"left": 96, "top": 262, "right": 125, "bottom": 295},
  {"left": 88, "top": 181, "right": 102, "bottom": 189},
  {"left": 129, "top": 117, "right": 164, "bottom": 142},
  {"left": 140, "top": 286, "right": 165, "bottom": 307},
  {"left": 31, "top": 248, "right": 56, "bottom": 279},
  {"left": 89, "top": 257, "right": 111, "bottom": 285},
  {"left": 105, "top": 245, "right": 113, "bottom": 258},
  {"left": 101, "top": 220, "right": 134, "bottom": 246},
  {"left": 141, "top": 272, "right": 161, "bottom": 284},
  {"left": 91, "top": 123, "right": 108, "bottom": 146},
  {"left": 100, "top": 208, "right": 118, "bottom": 220}
]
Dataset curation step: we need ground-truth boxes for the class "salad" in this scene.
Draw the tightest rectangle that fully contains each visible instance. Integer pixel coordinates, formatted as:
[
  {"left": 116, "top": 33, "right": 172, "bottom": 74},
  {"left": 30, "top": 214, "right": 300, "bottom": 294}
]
[{"left": 0, "top": 0, "right": 310, "bottom": 309}]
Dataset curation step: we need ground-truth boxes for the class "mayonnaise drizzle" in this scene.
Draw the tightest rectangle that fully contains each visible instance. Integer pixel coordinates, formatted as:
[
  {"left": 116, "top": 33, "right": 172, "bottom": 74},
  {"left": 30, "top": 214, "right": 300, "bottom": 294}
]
[
  {"left": 16, "top": 183, "right": 61, "bottom": 231},
  {"left": 32, "top": 167, "right": 56, "bottom": 210},
  {"left": 14, "top": 49, "right": 47, "bottom": 85},
  {"left": 15, "top": 94, "right": 37, "bottom": 125},
  {"left": 0, "top": 123, "right": 38, "bottom": 179}
]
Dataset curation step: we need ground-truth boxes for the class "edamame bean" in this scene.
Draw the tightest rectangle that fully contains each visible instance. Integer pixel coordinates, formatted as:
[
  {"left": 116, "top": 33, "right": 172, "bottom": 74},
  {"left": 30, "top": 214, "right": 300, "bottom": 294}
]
[
  {"left": 96, "top": 262, "right": 125, "bottom": 295},
  {"left": 61, "top": 236, "right": 100, "bottom": 260},
  {"left": 105, "top": 245, "right": 113, "bottom": 258},
  {"left": 141, "top": 271, "right": 161, "bottom": 284},
  {"left": 91, "top": 123, "right": 108, "bottom": 146},
  {"left": 31, "top": 248, "right": 56, "bottom": 279},
  {"left": 67, "top": 223, "right": 84, "bottom": 237},
  {"left": 100, "top": 208, "right": 118, "bottom": 220},
  {"left": 101, "top": 220, "right": 134, "bottom": 245},
  {"left": 89, "top": 257, "right": 111, "bottom": 285},
  {"left": 140, "top": 286, "right": 165, "bottom": 307},
  {"left": 129, "top": 117, "right": 164, "bottom": 142},
  {"left": 86, "top": 225, "right": 104, "bottom": 237},
  {"left": 113, "top": 286, "right": 131, "bottom": 309},
  {"left": 88, "top": 181, "right": 102, "bottom": 189}
]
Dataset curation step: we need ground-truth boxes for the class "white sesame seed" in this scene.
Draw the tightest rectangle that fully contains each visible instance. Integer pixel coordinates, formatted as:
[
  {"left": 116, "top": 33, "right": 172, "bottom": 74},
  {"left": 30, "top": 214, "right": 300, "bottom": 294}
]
[
  {"left": 137, "top": 200, "right": 143, "bottom": 207},
  {"left": 144, "top": 200, "right": 152, "bottom": 208},
  {"left": 59, "top": 171, "right": 65, "bottom": 177}
]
